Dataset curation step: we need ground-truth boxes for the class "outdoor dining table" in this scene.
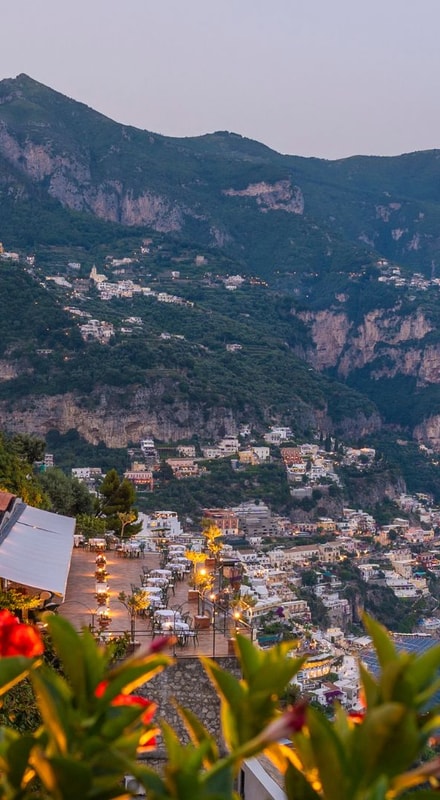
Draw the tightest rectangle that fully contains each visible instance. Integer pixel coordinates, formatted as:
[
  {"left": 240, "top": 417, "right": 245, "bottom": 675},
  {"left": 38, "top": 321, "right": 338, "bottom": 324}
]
[
  {"left": 166, "top": 562, "right": 186, "bottom": 579},
  {"left": 88, "top": 538, "right": 106, "bottom": 550},
  {"left": 119, "top": 543, "right": 141, "bottom": 557},
  {"left": 160, "top": 620, "right": 188, "bottom": 632},
  {"left": 151, "top": 569, "right": 173, "bottom": 577},
  {"left": 159, "top": 619, "right": 191, "bottom": 645},
  {"left": 154, "top": 609, "right": 181, "bottom": 621},
  {"left": 146, "top": 596, "right": 165, "bottom": 610},
  {"left": 145, "top": 577, "right": 169, "bottom": 587}
]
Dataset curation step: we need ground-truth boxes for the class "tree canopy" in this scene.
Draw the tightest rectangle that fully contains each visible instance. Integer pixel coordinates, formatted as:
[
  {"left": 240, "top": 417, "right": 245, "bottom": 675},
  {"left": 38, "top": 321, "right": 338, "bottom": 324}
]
[{"left": 96, "top": 469, "right": 141, "bottom": 537}]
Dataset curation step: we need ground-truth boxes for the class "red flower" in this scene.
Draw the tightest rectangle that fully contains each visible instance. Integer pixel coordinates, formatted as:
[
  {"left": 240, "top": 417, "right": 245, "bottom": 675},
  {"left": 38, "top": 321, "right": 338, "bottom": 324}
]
[
  {"left": 348, "top": 710, "right": 365, "bottom": 725},
  {"left": 148, "top": 635, "right": 175, "bottom": 653},
  {"left": 95, "top": 681, "right": 157, "bottom": 750},
  {"left": 0, "top": 609, "right": 44, "bottom": 658},
  {"left": 95, "top": 681, "right": 157, "bottom": 724},
  {"left": 260, "top": 701, "right": 308, "bottom": 743}
]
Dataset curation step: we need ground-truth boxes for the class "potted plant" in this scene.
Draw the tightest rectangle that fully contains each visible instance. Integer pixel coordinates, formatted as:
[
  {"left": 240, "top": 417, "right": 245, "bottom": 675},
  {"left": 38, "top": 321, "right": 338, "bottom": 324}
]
[
  {"left": 201, "top": 518, "right": 224, "bottom": 567},
  {"left": 184, "top": 550, "right": 207, "bottom": 601}
]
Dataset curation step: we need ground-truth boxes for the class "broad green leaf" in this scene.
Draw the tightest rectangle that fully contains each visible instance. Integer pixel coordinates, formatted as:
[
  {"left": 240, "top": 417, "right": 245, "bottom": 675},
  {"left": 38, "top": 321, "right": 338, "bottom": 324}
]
[
  {"left": 45, "top": 615, "right": 88, "bottom": 705},
  {"left": 4, "top": 735, "right": 36, "bottom": 788},
  {"left": 29, "top": 668, "right": 70, "bottom": 754},
  {"left": 97, "top": 654, "right": 172, "bottom": 704},
  {"left": 161, "top": 719, "right": 186, "bottom": 765},
  {"left": 0, "top": 656, "right": 36, "bottom": 696},
  {"left": 200, "top": 658, "right": 244, "bottom": 710},
  {"left": 362, "top": 775, "right": 388, "bottom": 800},
  {"left": 202, "top": 760, "right": 235, "bottom": 799},
  {"left": 234, "top": 634, "right": 262, "bottom": 682},
  {"left": 284, "top": 762, "right": 322, "bottom": 800},
  {"left": 133, "top": 764, "right": 168, "bottom": 797},
  {"left": 352, "top": 702, "right": 417, "bottom": 785},
  {"left": 176, "top": 705, "right": 219, "bottom": 765},
  {"left": 307, "top": 707, "right": 348, "bottom": 800},
  {"left": 362, "top": 614, "right": 398, "bottom": 668},
  {"left": 359, "top": 661, "right": 379, "bottom": 707},
  {"left": 100, "top": 704, "right": 150, "bottom": 741},
  {"left": 250, "top": 657, "right": 306, "bottom": 697},
  {"left": 380, "top": 658, "right": 413, "bottom": 704},
  {"left": 49, "top": 756, "right": 91, "bottom": 800}
]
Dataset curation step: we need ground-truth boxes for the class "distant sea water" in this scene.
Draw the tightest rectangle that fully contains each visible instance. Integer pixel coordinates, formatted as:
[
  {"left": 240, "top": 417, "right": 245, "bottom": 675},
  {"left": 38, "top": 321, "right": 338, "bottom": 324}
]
[
  {"left": 361, "top": 633, "right": 440, "bottom": 706},
  {"left": 361, "top": 633, "right": 438, "bottom": 673}
]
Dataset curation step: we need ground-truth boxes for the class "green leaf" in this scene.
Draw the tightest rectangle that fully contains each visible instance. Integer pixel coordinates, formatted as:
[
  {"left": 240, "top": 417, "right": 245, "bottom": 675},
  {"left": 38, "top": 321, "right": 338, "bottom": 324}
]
[
  {"left": 353, "top": 702, "right": 418, "bottom": 784},
  {"left": 410, "top": 643, "right": 440, "bottom": 696},
  {"left": 30, "top": 667, "right": 71, "bottom": 754},
  {"left": 104, "top": 654, "right": 172, "bottom": 698},
  {"left": 49, "top": 756, "right": 91, "bottom": 800},
  {"left": 359, "top": 662, "right": 379, "bottom": 707},
  {"left": 0, "top": 656, "right": 35, "bottom": 696},
  {"left": 161, "top": 719, "right": 186, "bottom": 766},
  {"left": 200, "top": 657, "right": 244, "bottom": 709},
  {"left": 380, "top": 658, "right": 413, "bottom": 704},
  {"left": 176, "top": 705, "right": 219, "bottom": 765},
  {"left": 4, "top": 735, "right": 36, "bottom": 789},
  {"left": 202, "top": 760, "right": 235, "bottom": 799},
  {"left": 307, "top": 707, "right": 348, "bottom": 800},
  {"left": 362, "top": 775, "right": 388, "bottom": 800},
  {"left": 234, "top": 634, "right": 262, "bottom": 683},
  {"left": 250, "top": 656, "right": 306, "bottom": 698},
  {"left": 45, "top": 615, "right": 89, "bottom": 705},
  {"left": 284, "top": 762, "right": 322, "bottom": 800},
  {"left": 362, "top": 614, "right": 398, "bottom": 669}
]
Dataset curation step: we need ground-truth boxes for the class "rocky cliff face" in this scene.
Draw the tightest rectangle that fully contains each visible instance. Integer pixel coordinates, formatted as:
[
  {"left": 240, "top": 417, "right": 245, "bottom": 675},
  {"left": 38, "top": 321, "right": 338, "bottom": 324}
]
[
  {"left": 0, "top": 121, "right": 187, "bottom": 232},
  {"left": 296, "top": 304, "right": 440, "bottom": 449},
  {"left": 0, "top": 389, "right": 238, "bottom": 447},
  {"left": 0, "top": 384, "right": 379, "bottom": 449},
  {"left": 223, "top": 180, "right": 304, "bottom": 214},
  {"left": 298, "top": 307, "right": 436, "bottom": 382}
]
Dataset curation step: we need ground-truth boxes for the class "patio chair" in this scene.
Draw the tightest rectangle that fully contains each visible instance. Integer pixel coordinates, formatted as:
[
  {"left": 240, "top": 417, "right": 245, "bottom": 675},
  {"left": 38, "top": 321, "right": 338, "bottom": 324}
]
[{"left": 186, "top": 628, "right": 199, "bottom": 647}]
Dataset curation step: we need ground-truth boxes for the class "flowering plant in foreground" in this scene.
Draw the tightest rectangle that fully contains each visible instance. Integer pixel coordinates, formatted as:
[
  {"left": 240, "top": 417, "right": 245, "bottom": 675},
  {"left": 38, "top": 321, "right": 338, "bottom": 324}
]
[{"left": 1, "top": 612, "right": 440, "bottom": 799}]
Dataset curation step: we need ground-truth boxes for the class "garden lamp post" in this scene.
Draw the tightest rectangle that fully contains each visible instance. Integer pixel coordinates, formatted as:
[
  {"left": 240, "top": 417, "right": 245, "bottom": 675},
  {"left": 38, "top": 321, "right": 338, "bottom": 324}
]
[{"left": 210, "top": 592, "right": 217, "bottom": 657}]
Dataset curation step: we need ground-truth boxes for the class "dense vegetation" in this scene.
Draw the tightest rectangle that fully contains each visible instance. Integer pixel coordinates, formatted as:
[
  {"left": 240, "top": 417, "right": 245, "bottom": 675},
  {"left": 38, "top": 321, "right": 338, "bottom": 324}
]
[
  {"left": 4, "top": 74, "right": 440, "bottom": 287},
  {"left": 2, "top": 73, "right": 440, "bottom": 496}
]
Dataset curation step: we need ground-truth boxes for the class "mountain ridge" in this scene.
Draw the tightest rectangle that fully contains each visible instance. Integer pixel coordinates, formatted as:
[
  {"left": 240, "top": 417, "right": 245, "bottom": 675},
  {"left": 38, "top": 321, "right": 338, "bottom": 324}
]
[
  {"left": 4, "top": 72, "right": 440, "bottom": 282},
  {"left": 2, "top": 75, "right": 440, "bottom": 496}
]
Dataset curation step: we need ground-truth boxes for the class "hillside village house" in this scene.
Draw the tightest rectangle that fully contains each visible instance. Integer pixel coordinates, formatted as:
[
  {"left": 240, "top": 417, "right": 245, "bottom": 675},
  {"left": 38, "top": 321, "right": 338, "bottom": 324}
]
[
  {"left": 165, "top": 458, "right": 200, "bottom": 479},
  {"left": 123, "top": 468, "right": 154, "bottom": 490},
  {"left": 203, "top": 508, "right": 239, "bottom": 536}
]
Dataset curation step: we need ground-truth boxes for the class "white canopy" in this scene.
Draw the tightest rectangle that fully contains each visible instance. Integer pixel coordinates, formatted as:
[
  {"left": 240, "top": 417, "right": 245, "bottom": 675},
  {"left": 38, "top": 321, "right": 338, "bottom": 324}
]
[{"left": 0, "top": 504, "right": 75, "bottom": 597}]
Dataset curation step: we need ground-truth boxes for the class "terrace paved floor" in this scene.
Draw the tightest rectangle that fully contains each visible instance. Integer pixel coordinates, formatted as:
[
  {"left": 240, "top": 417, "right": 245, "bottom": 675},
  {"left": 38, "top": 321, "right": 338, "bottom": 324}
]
[{"left": 60, "top": 547, "right": 241, "bottom": 657}]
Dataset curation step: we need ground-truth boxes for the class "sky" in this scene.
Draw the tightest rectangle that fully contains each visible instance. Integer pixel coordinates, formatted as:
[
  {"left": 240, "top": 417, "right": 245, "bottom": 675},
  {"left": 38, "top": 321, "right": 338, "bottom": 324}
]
[{"left": 1, "top": 0, "right": 440, "bottom": 160}]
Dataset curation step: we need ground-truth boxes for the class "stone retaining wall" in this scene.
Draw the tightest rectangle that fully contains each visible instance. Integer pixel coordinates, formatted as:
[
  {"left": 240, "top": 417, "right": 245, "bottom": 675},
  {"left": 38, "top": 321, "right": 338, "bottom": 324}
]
[{"left": 140, "top": 655, "right": 240, "bottom": 758}]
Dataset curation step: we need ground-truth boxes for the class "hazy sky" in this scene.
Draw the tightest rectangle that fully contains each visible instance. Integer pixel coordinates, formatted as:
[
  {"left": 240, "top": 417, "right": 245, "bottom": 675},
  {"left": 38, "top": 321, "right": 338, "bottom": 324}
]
[{"left": 1, "top": 0, "right": 439, "bottom": 160}]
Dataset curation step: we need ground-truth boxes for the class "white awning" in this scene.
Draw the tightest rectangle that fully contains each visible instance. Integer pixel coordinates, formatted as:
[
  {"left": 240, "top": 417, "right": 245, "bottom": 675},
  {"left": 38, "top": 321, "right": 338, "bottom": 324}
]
[{"left": 0, "top": 505, "right": 75, "bottom": 597}]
